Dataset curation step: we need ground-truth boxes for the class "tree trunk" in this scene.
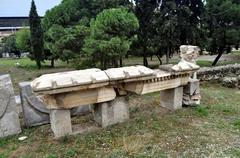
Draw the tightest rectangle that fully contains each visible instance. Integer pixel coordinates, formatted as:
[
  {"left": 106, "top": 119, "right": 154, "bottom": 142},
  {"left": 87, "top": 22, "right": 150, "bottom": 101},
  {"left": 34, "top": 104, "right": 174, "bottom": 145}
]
[
  {"left": 156, "top": 54, "right": 162, "bottom": 65},
  {"left": 166, "top": 50, "right": 169, "bottom": 64},
  {"left": 212, "top": 49, "right": 224, "bottom": 66},
  {"left": 36, "top": 60, "right": 41, "bottom": 69},
  {"left": 119, "top": 57, "right": 123, "bottom": 67},
  {"left": 143, "top": 47, "right": 148, "bottom": 67},
  {"left": 212, "top": 30, "right": 226, "bottom": 66},
  {"left": 51, "top": 59, "right": 54, "bottom": 68}
]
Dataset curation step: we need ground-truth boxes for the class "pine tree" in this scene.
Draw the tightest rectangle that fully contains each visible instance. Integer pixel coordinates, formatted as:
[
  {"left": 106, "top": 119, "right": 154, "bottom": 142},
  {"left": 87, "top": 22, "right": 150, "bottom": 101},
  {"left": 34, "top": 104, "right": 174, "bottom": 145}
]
[{"left": 29, "top": 0, "right": 44, "bottom": 69}]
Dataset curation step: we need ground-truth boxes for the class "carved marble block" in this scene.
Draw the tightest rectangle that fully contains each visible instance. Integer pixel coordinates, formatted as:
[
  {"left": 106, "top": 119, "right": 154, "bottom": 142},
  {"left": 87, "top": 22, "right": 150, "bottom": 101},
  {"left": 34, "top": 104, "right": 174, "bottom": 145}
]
[
  {"left": 19, "top": 82, "right": 91, "bottom": 127},
  {"left": 0, "top": 74, "right": 21, "bottom": 137}
]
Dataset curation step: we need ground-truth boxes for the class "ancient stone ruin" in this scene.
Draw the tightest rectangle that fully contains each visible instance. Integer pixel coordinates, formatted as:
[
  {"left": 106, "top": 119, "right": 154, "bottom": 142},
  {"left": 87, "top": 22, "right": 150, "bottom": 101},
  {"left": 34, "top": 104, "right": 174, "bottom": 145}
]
[
  {"left": 0, "top": 45, "right": 201, "bottom": 138},
  {"left": 29, "top": 45, "right": 201, "bottom": 137}
]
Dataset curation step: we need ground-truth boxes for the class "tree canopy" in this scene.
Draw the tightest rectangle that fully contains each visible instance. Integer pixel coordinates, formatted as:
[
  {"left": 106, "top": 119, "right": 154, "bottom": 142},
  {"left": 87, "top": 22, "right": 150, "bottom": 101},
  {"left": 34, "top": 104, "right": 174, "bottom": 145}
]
[
  {"left": 15, "top": 28, "right": 31, "bottom": 53},
  {"left": 19, "top": 0, "right": 240, "bottom": 68},
  {"left": 83, "top": 8, "right": 139, "bottom": 69}
]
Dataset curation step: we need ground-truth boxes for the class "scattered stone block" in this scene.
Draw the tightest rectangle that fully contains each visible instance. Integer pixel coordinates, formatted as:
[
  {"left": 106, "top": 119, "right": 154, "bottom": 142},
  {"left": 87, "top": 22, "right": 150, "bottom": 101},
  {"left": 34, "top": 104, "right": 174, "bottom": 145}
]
[
  {"left": 0, "top": 74, "right": 21, "bottom": 138},
  {"left": 183, "top": 79, "right": 201, "bottom": 106},
  {"left": 50, "top": 109, "right": 72, "bottom": 138},
  {"left": 160, "top": 87, "right": 183, "bottom": 110},
  {"left": 221, "top": 77, "right": 238, "bottom": 88},
  {"left": 94, "top": 96, "right": 129, "bottom": 127}
]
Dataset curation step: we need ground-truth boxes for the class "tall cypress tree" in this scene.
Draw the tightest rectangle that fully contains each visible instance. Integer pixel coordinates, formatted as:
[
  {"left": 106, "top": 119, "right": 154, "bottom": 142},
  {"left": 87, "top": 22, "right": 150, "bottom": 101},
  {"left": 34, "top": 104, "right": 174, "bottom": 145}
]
[{"left": 29, "top": 0, "right": 43, "bottom": 69}]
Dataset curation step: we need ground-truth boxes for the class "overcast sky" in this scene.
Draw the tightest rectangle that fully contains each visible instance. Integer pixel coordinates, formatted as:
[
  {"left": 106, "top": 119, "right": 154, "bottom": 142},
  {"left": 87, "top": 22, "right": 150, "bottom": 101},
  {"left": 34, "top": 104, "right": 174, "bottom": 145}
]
[{"left": 0, "top": 0, "right": 62, "bottom": 17}]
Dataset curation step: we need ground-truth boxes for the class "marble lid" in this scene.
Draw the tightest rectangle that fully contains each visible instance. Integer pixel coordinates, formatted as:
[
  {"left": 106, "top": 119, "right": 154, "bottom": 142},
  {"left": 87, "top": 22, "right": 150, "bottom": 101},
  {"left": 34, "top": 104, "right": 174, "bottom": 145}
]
[
  {"left": 104, "top": 65, "right": 154, "bottom": 80},
  {"left": 31, "top": 68, "right": 109, "bottom": 92}
]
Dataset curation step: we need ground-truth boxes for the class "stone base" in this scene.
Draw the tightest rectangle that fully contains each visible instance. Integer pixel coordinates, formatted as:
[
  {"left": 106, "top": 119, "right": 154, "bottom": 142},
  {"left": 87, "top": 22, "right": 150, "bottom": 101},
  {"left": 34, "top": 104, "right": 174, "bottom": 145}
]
[
  {"left": 183, "top": 78, "right": 200, "bottom": 95},
  {"left": 160, "top": 87, "right": 183, "bottom": 110},
  {"left": 19, "top": 82, "right": 91, "bottom": 127},
  {"left": 93, "top": 96, "right": 129, "bottom": 127},
  {"left": 50, "top": 109, "right": 72, "bottom": 138},
  {"left": 183, "top": 79, "right": 201, "bottom": 106}
]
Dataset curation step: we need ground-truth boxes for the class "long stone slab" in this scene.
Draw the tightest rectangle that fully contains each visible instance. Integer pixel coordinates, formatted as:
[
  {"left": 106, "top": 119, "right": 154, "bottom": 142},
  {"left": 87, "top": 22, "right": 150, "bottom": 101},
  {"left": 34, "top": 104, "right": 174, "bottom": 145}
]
[
  {"left": 31, "top": 68, "right": 109, "bottom": 94},
  {"left": 43, "top": 87, "right": 116, "bottom": 109},
  {"left": 0, "top": 74, "right": 21, "bottom": 137}
]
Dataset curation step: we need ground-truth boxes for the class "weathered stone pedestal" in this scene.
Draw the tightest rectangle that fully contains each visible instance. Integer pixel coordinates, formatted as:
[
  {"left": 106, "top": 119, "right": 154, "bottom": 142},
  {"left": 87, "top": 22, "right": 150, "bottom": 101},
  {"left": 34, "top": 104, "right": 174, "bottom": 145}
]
[
  {"left": 19, "top": 82, "right": 91, "bottom": 127},
  {"left": 0, "top": 74, "right": 21, "bottom": 138},
  {"left": 50, "top": 109, "right": 72, "bottom": 138},
  {"left": 93, "top": 96, "right": 129, "bottom": 127},
  {"left": 183, "top": 79, "right": 201, "bottom": 106},
  {"left": 160, "top": 87, "right": 183, "bottom": 110}
]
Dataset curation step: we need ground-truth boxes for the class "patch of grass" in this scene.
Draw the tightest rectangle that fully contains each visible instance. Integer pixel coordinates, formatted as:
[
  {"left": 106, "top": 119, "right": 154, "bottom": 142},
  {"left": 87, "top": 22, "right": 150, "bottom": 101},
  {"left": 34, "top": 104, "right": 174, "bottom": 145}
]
[
  {"left": 230, "top": 149, "right": 240, "bottom": 157},
  {"left": 195, "top": 106, "right": 209, "bottom": 117},
  {"left": 233, "top": 119, "right": 240, "bottom": 129},
  {"left": 0, "top": 83, "right": 239, "bottom": 157},
  {"left": 44, "top": 154, "right": 58, "bottom": 158},
  {"left": 64, "top": 148, "right": 77, "bottom": 158}
]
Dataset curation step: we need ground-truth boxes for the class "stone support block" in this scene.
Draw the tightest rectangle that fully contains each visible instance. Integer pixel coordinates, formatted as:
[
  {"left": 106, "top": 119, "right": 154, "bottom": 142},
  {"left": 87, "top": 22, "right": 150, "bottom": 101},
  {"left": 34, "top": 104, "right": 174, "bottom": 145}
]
[
  {"left": 183, "top": 79, "right": 201, "bottom": 106},
  {"left": 50, "top": 109, "right": 72, "bottom": 138},
  {"left": 93, "top": 96, "right": 129, "bottom": 127},
  {"left": 160, "top": 86, "right": 183, "bottom": 110},
  {"left": 183, "top": 79, "right": 200, "bottom": 95},
  {"left": 0, "top": 74, "right": 21, "bottom": 138}
]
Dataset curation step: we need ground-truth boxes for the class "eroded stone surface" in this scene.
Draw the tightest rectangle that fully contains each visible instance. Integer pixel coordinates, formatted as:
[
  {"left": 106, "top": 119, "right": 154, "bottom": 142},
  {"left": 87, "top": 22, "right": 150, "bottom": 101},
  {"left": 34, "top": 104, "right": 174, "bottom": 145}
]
[
  {"left": 43, "top": 87, "right": 116, "bottom": 109},
  {"left": 31, "top": 68, "right": 109, "bottom": 92},
  {"left": 183, "top": 79, "right": 201, "bottom": 106},
  {"left": 104, "top": 65, "right": 154, "bottom": 80},
  {"left": 0, "top": 74, "right": 21, "bottom": 137},
  {"left": 172, "top": 45, "right": 200, "bottom": 73}
]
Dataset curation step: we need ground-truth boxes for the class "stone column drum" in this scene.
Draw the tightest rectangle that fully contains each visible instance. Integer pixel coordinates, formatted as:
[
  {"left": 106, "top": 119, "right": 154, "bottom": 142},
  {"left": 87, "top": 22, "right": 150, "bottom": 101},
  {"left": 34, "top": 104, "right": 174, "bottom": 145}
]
[{"left": 0, "top": 74, "right": 21, "bottom": 137}]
